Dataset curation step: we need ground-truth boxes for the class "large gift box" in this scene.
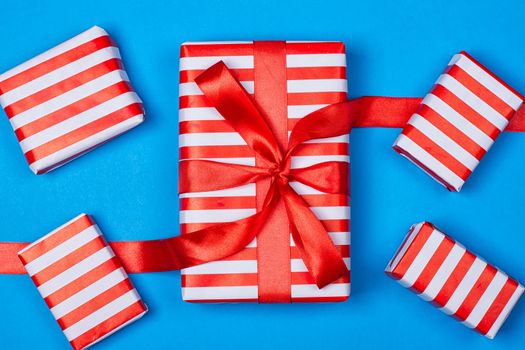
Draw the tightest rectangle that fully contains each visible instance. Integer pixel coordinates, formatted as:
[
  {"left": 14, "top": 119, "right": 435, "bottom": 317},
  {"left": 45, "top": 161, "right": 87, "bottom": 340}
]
[
  {"left": 386, "top": 222, "right": 524, "bottom": 338},
  {"left": 178, "top": 41, "right": 351, "bottom": 302}
]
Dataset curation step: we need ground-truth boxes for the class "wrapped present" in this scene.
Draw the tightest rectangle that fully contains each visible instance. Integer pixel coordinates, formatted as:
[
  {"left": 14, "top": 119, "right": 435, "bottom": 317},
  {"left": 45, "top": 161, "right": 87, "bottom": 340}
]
[
  {"left": 178, "top": 41, "right": 351, "bottom": 302},
  {"left": 386, "top": 222, "right": 524, "bottom": 339},
  {"left": 0, "top": 26, "right": 144, "bottom": 174},
  {"left": 393, "top": 51, "right": 523, "bottom": 191},
  {"left": 18, "top": 214, "right": 147, "bottom": 350}
]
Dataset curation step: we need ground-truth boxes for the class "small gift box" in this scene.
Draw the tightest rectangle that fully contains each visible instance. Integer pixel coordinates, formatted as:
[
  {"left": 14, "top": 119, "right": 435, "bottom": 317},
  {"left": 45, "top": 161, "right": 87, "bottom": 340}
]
[
  {"left": 18, "top": 214, "right": 147, "bottom": 350},
  {"left": 178, "top": 41, "right": 351, "bottom": 302},
  {"left": 0, "top": 26, "right": 144, "bottom": 174},
  {"left": 386, "top": 222, "right": 523, "bottom": 339},
  {"left": 393, "top": 51, "right": 523, "bottom": 191}
]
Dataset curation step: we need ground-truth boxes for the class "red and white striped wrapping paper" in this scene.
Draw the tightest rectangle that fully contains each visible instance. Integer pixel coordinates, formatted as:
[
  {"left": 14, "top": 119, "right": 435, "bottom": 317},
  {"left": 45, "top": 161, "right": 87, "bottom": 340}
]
[
  {"left": 0, "top": 26, "right": 144, "bottom": 174},
  {"left": 393, "top": 51, "right": 523, "bottom": 191},
  {"left": 179, "top": 41, "right": 351, "bottom": 302},
  {"left": 386, "top": 222, "right": 524, "bottom": 338},
  {"left": 18, "top": 214, "right": 147, "bottom": 350}
]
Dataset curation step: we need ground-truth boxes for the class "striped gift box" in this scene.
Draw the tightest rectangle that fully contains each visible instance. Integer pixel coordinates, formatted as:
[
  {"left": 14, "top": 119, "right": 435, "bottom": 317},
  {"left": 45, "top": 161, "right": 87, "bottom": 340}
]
[
  {"left": 393, "top": 51, "right": 523, "bottom": 191},
  {"left": 18, "top": 214, "right": 147, "bottom": 350},
  {"left": 179, "top": 41, "right": 351, "bottom": 302},
  {"left": 0, "top": 26, "right": 144, "bottom": 174},
  {"left": 386, "top": 222, "right": 524, "bottom": 339}
]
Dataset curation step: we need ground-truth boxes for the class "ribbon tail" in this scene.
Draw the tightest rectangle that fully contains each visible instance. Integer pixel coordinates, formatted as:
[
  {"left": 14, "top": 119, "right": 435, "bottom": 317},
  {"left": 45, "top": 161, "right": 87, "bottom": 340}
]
[{"left": 280, "top": 184, "right": 349, "bottom": 288}]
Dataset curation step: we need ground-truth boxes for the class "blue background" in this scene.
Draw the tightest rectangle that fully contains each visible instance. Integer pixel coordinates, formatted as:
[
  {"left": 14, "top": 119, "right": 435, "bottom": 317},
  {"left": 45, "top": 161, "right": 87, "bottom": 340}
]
[{"left": 1, "top": 0, "right": 524, "bottom": 349}]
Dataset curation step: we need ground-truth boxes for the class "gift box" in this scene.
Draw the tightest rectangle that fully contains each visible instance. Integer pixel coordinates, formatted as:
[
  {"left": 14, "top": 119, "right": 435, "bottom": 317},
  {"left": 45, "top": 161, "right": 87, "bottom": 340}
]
[
  {"left": 0, "top": 26, "right": 144, "bottom": 174},
  {"left": 178, "top": 41, "right": 351, "bottom": 302},
  {"left": 393, "top": 51, "right": 523, "bottom": 191},
  {"left": 18, "top": 214, "right": 147, "bottom": 350},
  {"left": 386, "top": 222, "right": 524, "bottom": 338}
]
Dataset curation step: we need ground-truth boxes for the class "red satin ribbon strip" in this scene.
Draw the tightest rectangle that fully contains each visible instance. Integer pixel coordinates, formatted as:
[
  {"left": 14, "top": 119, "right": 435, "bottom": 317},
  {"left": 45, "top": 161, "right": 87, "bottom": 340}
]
[{"left": 3, "top": 92, "right": 525, "bottom": 277}]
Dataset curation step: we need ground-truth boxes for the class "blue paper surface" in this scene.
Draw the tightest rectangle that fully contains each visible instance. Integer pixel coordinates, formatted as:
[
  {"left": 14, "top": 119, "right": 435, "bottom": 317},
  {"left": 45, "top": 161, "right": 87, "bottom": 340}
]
[{"left": 0, "top": 0, "right": 524, "bottom": 348}]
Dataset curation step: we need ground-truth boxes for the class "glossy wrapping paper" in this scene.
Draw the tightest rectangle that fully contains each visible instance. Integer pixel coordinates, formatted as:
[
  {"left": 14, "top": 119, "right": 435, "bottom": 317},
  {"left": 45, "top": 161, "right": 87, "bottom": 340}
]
[
  {"left": 0, "top": 26, "right": 144, "bottom": 174},
  {"left": 18, "top": 214, "right": 147, "bottom": 350},
  {"left": 393, "top": 51, "right": 524, "bottom": 191},
  {"left": 386, "top": 222, "right": 524, "bottom": 339},
  {"left": 178, "top": 41, "right": 351, "bottom": 302}
]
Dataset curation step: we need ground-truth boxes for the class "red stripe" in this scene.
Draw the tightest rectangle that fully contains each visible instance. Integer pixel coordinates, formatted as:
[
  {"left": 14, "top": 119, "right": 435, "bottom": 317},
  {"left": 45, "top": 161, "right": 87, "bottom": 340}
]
[
  {"left": 291, "top": 295, "right": 349, "bottom": 302},
  {"left": 0, "top": 36, "right": 114, "bottom": 94},
  {"left": 179, "top": 120, "right": 235, "bottom": 134},
  {"left": 69, "top": 300, "right": 145, "bottom": 350},
  {"left": 459, "top": 51, "right": 525, "bottom": 101},
  {"left": 418, "top": 104, "right": 486, "bottom": 160},
  {"left": 287, "top": 92, "right": 347, "bottom": 105},
  {"left": 25, "top": 103, "right": 143, "bottom": 163},
  {"left": 44, "top": 257, "right": 121, "bottom": 308},
  {"left": 180, "top": 68, "right": 253, "bottom": 83},
  {"left": 180, "top": 143, "right": 348, "bottom": 160},
  {"left": 447, "top": 65, "right": 515, "bottom": 119},
  {"left": 4, "top": 58, "right": 122, "bottom": 117},
  {"left": 180, "top": 196, "right": 255, "bottom": 210},
  {"left": 179, "top": 42, "right": 344, "bottom": 57},
  {"left": 286, "top": 67, "right": 346, "bottom": 80},
  {"left": 286, "top": 42, "right": 345, "bottom": 54},
  {"left": 432, "top": 251, "right": 477, "bottom": 307},
  {"left": 402, "top": 125, "right": 472, "bottom": 180},
  {"left": 57, "top": 279, "right": 135, "bottom": 330},
  {"left": 433, "top": 84, "right": 500, "bottom": 139},
  {"left": 389, "top": 223, "right": 434, "bottom": 280},
  {"left": 15, "top": 81, "right": 133, "bottom": 141},
  {"left": 454, "top": 264, "right": 497, "bottom": 321},
  {"left": 31, "top": 236, "right": 106, "bottom": 287},
  {"left": 475, "top": 278, "right": 519, "bottom": 335},
  {"left": 411, "top": 236, "right": 455, "bottom": 293},
  {"left": 291, "top": 271, "right": 349, "bottom": 285},
  {"left": 180, "top": 219, "right": 350, "bottom": 235},
  {"left": 18, "top": 215, "right": 93, "bottom": 264}
]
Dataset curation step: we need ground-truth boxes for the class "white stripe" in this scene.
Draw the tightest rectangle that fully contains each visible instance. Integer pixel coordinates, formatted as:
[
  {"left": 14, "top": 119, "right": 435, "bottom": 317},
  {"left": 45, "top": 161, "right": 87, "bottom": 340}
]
[
  {"left": 10, "top": 69, "right": 130, "bottom": 130},
  {"left": 29, "top": 113, "right": 143, "bottom": 174},
  {"left": 62, "top": 289, "right": 142, "bottom": 341},
  {"left": 286, "top": 54, "right": 346, "bottom": 68},
  {"left": 292, "top": 258, "right": 350, "bottom": 272},
  {"left": 0, "top": 26, "right": 108, "bottom": 82},
  {"left": 420, "top": 243, "right": 466, "bottom": 301},
  {"left": 422, "top": 94, "right": 493, "bottom": 150},
  {"left": 393, "top": 134, "right": 465, "bottom": 191},
  {"left": 385, "top": 223, "right": 424, "bottom": 273},
  {"left": 179, "top": 132, "right": 246, "bottom": 147},
  {"left": 451, "top": 53, "right": 523, "bottom": 110},
  {"left": 287, "top": 79, "right": 347, "bottom": 93},
  {"left": 179, "top": 107, "right": 223, "bottom": 121},
  {"left": 463, "top": 271, "right": 508, "bottom": 328},
  {"left": 399, "top": 230, "right": 444, "bottom": 288},
  {"left": 20, "top": 91, "right": 141, "bottom": 153},
  {"left": 180, "top": 208, "right": 256, "bottom": 224},
  {"left": 292, "top": 231, "right": 350, "bottom": 246},
  {"left": 179, "top": 81, "right": 253, "bottom": 97},
  {"left": 437, "top": 74, "right": 508, "bottom": 130},
  {"left": 291, "top": 283, "right": 350, "bottom": 298},
  {"left": 486, "top": 284, "right": 524, "bottom": 339},
  {"left": 310, "top": 206, "right": 350, "bottom": 220},
  {"left": 179, "top": 56, "right": 254, "bottom": 71},
  {"left": 50, "top": 268, "right": 128, "bottom": 319},
  {"left": 291, "top": 155, "right": 349, "bottom": 168},
  {"left": 407, "top": 114, "right": 479, "bottom": 171},
  {"left": 24, "top": 226, "right": 100, "bottom": 276},
  {"left": 179, "top": 183, "right": 255, "bottom": 198},
  {"left": 442, "top": 258, "right": 487, "bottom": 315},
  {"left": 18, "top": 214, "right": 89, "bottom": 254},
  {"left": 182, "top": 286, "right": 258, "bottom": 301},
  {"left": 182, "top": 260, "right": 257, "bottom": 275},
  {"left": 37, "top": 247, "right": 115, "bottom": 298},
  {"left": 288, "top": 104, "right": 328, "bottom": 118},
  {"left": 0, "top": 47, "right": 121, "bottom": 106},
  {"left": 189, "top": 157, "right": 255, "bottom": 166}
]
